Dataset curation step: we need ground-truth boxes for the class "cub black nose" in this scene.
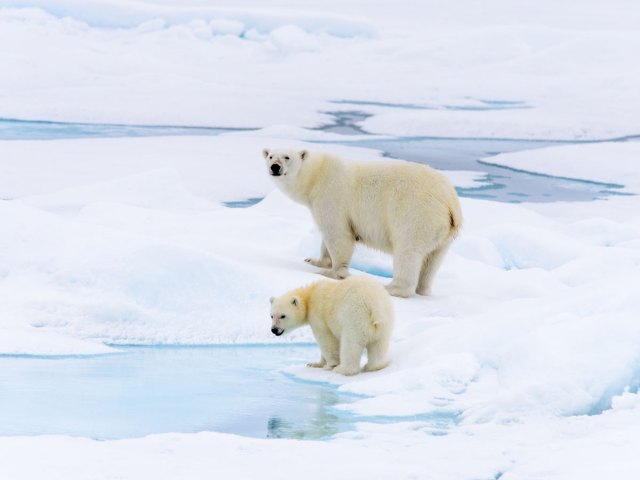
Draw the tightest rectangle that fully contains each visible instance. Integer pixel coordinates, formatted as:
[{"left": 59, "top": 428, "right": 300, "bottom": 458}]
[
  {"left": 271, "top": 327, "right": 278, "bottom": 334},
  {"left": 270, "top": 164, "right": 281, "bottom": 175}
]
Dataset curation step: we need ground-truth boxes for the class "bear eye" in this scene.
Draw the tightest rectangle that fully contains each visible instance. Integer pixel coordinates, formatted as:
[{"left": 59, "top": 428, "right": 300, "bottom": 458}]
[
  {"left": 284, "top": 156, "right": 289, "bottom": 160},
  {"left": 270, "top": 314, "right": 273, "bottom": 319},
  {"left": 269, "top": 155, "right": 273, "bottom": 160},
  {"left": 280, "top": 314, "right": 286, "bottom": 319}
]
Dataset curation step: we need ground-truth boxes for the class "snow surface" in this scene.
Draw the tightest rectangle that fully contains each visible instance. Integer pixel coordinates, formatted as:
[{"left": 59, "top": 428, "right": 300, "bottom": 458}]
[
  {"left": 2, "top": 0, "right": 640, "bottom": 139},
  {"left": 2, "top": 132, "right": 640, "bottom": 478},
  {"left": 2, "top": 0, "right": 640, "bottom": 478}
]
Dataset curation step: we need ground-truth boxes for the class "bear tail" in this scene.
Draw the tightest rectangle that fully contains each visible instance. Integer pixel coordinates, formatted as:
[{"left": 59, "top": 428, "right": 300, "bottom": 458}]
[
  {"left": 369, "top": 307, "right": 380, "bottom": 331},
  {"left": 448, "top": 204, "right": 463, "bottom": 239}
]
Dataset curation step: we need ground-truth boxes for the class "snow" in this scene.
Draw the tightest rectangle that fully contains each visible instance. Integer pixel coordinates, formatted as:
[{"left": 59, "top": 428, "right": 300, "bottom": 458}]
[
  {"left": 2, "top": 0, "right": 640, "bottom": 139},
  {"left": 2, "top": 132, "right": 640, "bottom": 477},
  {"left": 2, "top": 0, "right": 640, "bottom": 478}
]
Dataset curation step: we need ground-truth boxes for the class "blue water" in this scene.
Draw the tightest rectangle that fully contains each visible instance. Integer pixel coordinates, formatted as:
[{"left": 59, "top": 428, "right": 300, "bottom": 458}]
[
  {"left": 342, "top": 136, "right": 630, "bottom": 203},
  {"left": 314, "top": 104, "right": 634, "bottom": 203},
  {"left": 0, "top": 345, "right": 357, "bottom": 440},
  {"left": 0, "top": 117, "right": 252, "bottom": 140},
  {"left": 329, "top": 98, "right": 532, "bottom": 111},
  {"left": 1, "top": 111, "right": 635, "bottom": 204},
  {"left": 222, "top": 197, "right": 264, "bottom": 208}
]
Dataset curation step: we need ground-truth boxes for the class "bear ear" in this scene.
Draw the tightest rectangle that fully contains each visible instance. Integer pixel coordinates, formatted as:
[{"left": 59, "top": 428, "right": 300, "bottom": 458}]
[
  {"left": 291, "top": 296, "right": 299, "bottom": 307},
  {"left": 262, "top": 148, "right": 270, "bottom": 159},
  {"left": 299, "top": 150, "right": 308, "bottom": 161},
  {"left": 269, "top": 296, "right": 275, "bottom": 304}
]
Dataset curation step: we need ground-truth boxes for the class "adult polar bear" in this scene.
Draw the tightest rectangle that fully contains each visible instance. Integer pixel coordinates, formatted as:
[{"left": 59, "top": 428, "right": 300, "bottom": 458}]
[{"left": 263, "top": 148, "right": 462, "bottom": 298}]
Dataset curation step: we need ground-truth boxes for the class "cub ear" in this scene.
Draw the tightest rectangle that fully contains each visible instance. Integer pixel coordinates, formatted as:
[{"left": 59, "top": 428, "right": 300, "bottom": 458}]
[
  {"left": 291, "top": 296, "right": 299, "bottom": 307},
  {"left": 299, "top": 150, "right": 308, "bottom": 161},
  {"left": 269, "top": 296, "right": 275, "bottom": 304},
  {"left": 262, "top": 148, "right": 270, "bottom": 159}
]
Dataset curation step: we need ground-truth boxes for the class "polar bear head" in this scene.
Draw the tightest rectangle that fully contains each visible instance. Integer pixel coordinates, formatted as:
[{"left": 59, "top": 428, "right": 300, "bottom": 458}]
[
  {"left": 269, "top": 293, "right": 306, "bottom": 336},
  {"left": 262, "top": 148, "right": 308, "bottom": 179}
]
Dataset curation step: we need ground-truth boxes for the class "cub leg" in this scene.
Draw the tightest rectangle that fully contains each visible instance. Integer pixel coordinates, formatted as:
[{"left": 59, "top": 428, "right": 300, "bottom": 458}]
[
  {"left": 307, "top": 356, "right": 326, "bottom": 368},
  {"left": 314, "top": 331, "right": 340, "bottom": 370},
  {"left": 333, "top": 331, "right": 364, "bottom": 376},
  {"left": 364, "top": 339, "right": 390, "bottom": 372}
]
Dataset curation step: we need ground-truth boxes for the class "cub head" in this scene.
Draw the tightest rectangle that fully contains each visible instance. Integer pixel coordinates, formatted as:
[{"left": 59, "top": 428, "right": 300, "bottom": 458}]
[
  {"left": 262, "top": 148, "right": 308, "bottom": 179},
  {"left": 269, "top": 293, "right": 306, "bottom": 336}
]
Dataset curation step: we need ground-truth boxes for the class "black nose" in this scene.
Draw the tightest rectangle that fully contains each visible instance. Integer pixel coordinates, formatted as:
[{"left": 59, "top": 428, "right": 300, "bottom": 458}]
[
  {"left": 271, "top": 327, "right": 283, "bottom": 336},
  {"left": 270, "top": 164, "right": 281, "bottom": 175}
]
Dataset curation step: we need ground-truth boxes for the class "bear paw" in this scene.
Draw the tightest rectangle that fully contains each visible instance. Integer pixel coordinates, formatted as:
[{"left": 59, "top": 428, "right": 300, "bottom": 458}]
[
  {"left": 415, "top": 284, "right": 432, "bottom": 296},
  {"left": 333, "top": 364, "right": 360, "bottom": 376},
  {"left": 307, "top": 361, "right": 324, "bottom": 368},
  {"left": 385, "top": 284, "right": 413, "bottom": 298},
  {"left": 364, "top": 360, "right": 389, "bottom": 372},
  {"left": 304, "top": 257, "right": 332, "bottom": 268},
  {"left": 319, "top": 268, "right": 350, "bottom": 280}
]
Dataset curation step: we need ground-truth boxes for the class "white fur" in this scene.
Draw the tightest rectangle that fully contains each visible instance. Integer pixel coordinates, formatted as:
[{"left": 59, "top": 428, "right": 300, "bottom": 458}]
[
  {"left": 269, "top": 276, "right": 394, "bottom": 376},
  {"left": 263, "top": 148, "right": 463, "bottom": 297}
]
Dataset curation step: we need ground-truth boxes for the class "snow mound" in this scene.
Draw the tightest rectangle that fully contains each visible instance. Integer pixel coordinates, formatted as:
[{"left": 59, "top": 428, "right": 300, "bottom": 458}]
[
  {"left": 0, "top": 2, "right": 375, "bottom": 37},
  {"left": 23, "top": 168, "right": 213, "bottom": 214},
  {"left": 0, "top": 201, "right": 279, "bottom": 347}
]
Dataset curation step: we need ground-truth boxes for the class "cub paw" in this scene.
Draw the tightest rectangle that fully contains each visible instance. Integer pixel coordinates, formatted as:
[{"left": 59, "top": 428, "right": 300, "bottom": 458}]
[
  {"left": 333, "top": 364, "right": 360, "bottom": 376},
  {"left": 363, "top": 361, "right": 389, "bottom": 372}
]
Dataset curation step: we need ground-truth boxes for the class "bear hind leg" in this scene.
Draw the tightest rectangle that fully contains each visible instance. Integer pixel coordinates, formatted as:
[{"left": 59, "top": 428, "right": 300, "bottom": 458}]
[
  {"left": 386, "top": 250, "right": 424, "bottom": 298},
  {"left": 416, "top": 240, "right": 452, "bottom": 296}
]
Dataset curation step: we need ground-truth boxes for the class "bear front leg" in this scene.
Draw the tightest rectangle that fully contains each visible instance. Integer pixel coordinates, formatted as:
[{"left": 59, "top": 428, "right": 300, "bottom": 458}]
[
  {"left": 304, "top": 242, "right": 332, "bottom": 269},
  {"left": 319, "top": 231, "right": 354, "bottom": 281},
  {"left": 333, "top": 331, "right": 364, "bottom": 376}
]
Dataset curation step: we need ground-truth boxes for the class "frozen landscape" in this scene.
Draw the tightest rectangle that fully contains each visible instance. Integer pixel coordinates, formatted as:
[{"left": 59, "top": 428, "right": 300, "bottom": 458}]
[{"left": 1, "top": 0, "right": 640, "bottom": 478}]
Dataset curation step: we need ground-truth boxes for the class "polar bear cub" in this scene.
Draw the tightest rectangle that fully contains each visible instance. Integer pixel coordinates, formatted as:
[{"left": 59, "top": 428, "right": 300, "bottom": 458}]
[
  {"left": 263, "top": 148, "right": 462, "bottom": 298},
  {"left": 269, "top": 276, "right": 394, "bottom": 376}
]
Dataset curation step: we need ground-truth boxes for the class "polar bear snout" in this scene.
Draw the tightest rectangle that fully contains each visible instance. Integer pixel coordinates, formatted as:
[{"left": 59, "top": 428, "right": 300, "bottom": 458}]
[
  {"left": 271, "top": 326, "right": 284, "bottom": 336},
  {"left": 270, "top": 163, "right": 282, "bottom": 176}
]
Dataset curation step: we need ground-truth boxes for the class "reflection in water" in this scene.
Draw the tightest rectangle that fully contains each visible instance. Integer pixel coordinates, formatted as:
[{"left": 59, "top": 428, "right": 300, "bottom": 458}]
[
  {"left": 267, "top": 389, "right": 344, "bottom": 439},
  {"left": 0, "top": 346, "right": 355, "bottom": 440}
]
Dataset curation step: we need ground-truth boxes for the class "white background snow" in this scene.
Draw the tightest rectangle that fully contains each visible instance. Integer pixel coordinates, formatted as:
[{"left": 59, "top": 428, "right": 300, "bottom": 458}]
[{"left": 1, "top": 0, "right": 640, "bottom": 479}]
